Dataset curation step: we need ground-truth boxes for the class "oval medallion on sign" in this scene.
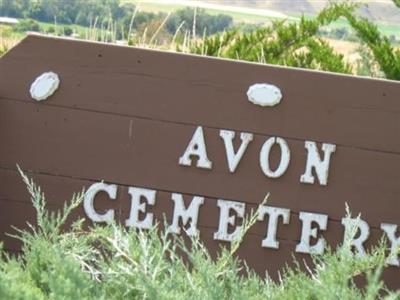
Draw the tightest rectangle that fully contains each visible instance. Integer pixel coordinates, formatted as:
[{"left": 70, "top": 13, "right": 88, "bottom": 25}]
[
  {"left": 30, "top": 72, "right": 60, "bottom": 101},
  {"left": 247, "top": 83, "right": 282, "bottom": 107}
]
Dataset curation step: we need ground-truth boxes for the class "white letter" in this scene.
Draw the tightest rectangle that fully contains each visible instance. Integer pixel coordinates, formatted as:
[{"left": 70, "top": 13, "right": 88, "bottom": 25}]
[
  {"left": 168, "top": 193, "right": 204, "bottom": 236},
  {"left": 300, "top": 141, "right": 336, "bottom": 186},
  {"left": 259, "top": 137, "right": 290, "bottom": 178},
  {"left": 84, "top": 182, "right": 117, "bottom": 223},
  {"left": 341, "top": 217, "right": 370, "bottom": 257},
  {"left": 214, "top": 199, "right": 245, "bottom": 242},
  {"left": 258, "top": 206, "right": 290, "bottom": 249},
  {"left": 179, "top": 126, "right": 212, "bottom": 169},
  {"left": 220, "top": 130, "right": 253, "bottom": 173},
  {"left": 381, "top": 223, "right": 400, "bottom": 266},
  {"left": 296, "top": 212, "right": 328, "bottom": 254},
  {"left": 125, "top": 187, "right": 156, "bottom": 229}
]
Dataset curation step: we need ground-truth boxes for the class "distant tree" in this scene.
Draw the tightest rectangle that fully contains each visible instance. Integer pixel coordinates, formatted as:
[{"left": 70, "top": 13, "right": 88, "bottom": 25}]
[
  {"left": 209, "top": 14, "right": 232, "bottom": 35},
  {"left": 166, "top": 8, "right": 233, "bottom": 36},
  {"left": 26, "top": 0, "right": 80, "bottom": 24},
  {"left": 0, "top": 0, "right": 30, "bottom": 18},
  {"left": 73, "top": 0, "right": 134, "bottom": 27},
  {"left": 0, "top": 0, "right": 136, "bottom": 27},
  {"left": 393, "top": 0, "right": 400, "bottom": 8},
  {"left": 14, "top": 18, "right": 41, "bottom": 32},
  {"left": 64, "top": 27, "right": 73, "bottom": 36},
  {"left": 46, "top": 26, "right": 55, "bottom": 33}
]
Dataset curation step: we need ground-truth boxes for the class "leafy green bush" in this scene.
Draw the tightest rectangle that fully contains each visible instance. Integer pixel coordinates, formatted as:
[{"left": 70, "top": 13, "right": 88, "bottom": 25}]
[
  {"left": 14, "top": 19, "right": 41, "bottom": 33},
  {"left": 63, "top": 27, "right": 73, "bottom": 36},
  {"left": 0, "top": 170, "right": 398, "bottom": 299}
]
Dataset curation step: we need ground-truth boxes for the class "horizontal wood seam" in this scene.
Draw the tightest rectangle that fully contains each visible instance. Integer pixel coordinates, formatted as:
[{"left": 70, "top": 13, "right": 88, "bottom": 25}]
[{"left": 1, "top": 96, "right": 400, "bottom": 157}]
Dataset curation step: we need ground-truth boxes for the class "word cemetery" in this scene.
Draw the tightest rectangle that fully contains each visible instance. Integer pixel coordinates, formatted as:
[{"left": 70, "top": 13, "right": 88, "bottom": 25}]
[
  {"left": 1, "top": 35, "right": 400, "bottom": 288},
  {"left": 84, "top": 126, "right": 399, "bottom": 263}
]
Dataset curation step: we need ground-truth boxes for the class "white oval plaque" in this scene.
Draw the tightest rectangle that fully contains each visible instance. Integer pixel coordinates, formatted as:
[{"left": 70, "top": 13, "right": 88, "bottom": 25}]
[
  {"left": 247, "top": 83, "right": 282, "bottom": 107},
  {"left": 30, "top": 72, "right": 60, "bottom": 101}
]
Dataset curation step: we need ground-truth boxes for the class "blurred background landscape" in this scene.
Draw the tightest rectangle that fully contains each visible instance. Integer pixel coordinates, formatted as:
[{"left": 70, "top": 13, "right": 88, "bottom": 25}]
[{"left": 0, "top": 0, "right": 399, "bottom": 79}]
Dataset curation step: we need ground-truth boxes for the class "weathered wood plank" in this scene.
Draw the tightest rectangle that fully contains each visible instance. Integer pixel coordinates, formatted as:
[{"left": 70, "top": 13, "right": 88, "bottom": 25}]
[
  {"left": 1, "top": 35, "right": 400, "bottom": 154},
  {"left": 1, "top": 98, "right": 399, "bottom": 229}
]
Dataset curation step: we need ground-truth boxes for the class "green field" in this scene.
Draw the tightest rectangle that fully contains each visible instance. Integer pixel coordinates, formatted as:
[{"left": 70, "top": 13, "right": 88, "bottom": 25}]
[
  {"left": 37, "top": 21, "right": 87, "bottom": 34},
  {"left": 333, "top": 18, "right": 400, "bottom": 37}
]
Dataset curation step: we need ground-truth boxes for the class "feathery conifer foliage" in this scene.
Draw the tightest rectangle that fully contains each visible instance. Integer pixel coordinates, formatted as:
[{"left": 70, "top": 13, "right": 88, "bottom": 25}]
[
  {"left": 184, "top": 3, "right": 355, "bottom": 74},
  {"left": 338, "top": 4, "right": 400, "bottom": 80},
  {"left": 0, "top": 170, "right": 398, "bottom": 299},
  {"left": 184, "top": 2, "right": 400, "bottom": 80}
]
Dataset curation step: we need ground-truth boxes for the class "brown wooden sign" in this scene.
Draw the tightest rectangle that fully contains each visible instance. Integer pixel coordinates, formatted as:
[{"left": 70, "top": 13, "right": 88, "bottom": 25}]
[{"left": 1, "top": 34, "right": 400, "bottom": 288}]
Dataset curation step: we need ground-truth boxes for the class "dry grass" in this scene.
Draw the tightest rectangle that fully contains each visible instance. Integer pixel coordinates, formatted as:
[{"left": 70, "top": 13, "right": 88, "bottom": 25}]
[
  {"left": 0, "top": 33, "right": 21, "bottom": 56},
  {"left": 324, "top": 38, "right": 362, "bottom": 68}
]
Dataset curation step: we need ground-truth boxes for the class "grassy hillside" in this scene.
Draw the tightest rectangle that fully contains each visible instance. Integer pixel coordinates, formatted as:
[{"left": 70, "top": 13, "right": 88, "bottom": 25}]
[
  {"left": 202, "top": 0, "right": 400, "bottom": 22},
  {"left": 132, "top": 0, "right": 400, "bottom": 38},
  {"left": 129, "top": 0, "right": 292, "bottom": 23}
]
